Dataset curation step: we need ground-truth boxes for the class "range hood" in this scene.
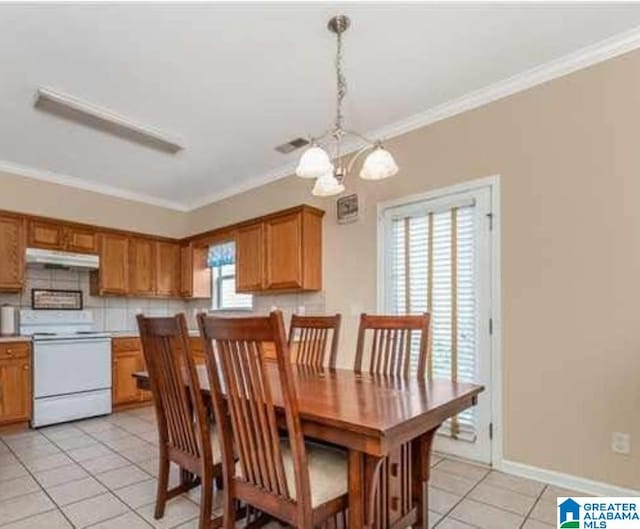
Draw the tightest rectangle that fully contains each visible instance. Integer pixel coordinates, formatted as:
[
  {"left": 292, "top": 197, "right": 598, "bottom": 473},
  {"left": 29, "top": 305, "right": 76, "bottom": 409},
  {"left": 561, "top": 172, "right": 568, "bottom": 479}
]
[{"left": 26, "top": 248, "right": 99, "bottom": 270}]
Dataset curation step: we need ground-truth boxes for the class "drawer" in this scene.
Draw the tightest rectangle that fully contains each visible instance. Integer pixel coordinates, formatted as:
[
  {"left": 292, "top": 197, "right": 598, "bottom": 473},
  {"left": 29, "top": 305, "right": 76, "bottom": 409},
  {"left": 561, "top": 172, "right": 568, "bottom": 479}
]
[
  {"left": 0, "top": 342, "right": 30, "bottom": 360},
  {"left": 112, "top": 337, "right": 141, "bottom": 353}
]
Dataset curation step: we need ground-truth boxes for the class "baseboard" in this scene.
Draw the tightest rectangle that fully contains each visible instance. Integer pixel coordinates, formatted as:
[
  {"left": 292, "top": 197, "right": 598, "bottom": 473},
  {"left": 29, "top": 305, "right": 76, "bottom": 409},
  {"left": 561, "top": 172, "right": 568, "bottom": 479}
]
[{"left": 497, "top": 459, "right": 640, "bottom": 497}]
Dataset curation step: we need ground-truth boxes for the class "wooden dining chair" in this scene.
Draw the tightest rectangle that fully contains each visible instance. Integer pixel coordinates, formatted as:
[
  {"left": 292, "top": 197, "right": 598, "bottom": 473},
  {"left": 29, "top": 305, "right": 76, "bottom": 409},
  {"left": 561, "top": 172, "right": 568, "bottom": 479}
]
[
  {"left": 354, "top": 313, "right": 431, "bottom": 376},
  {"left": 137, "top": 313, "right": 223, "bottom": 529},
  {"left": 197, "top": 310, "right": 348, "bottom": 529},
  {"left": 288, "top": 313, "right": 342, "bottom": 368}
]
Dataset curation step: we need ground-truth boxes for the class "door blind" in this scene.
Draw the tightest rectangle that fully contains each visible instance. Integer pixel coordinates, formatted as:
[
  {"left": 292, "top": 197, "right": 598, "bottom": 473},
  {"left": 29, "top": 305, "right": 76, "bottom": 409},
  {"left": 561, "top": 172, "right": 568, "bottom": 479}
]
[{"left": 389, "top": 203, "right": 478, "bottom": 441}]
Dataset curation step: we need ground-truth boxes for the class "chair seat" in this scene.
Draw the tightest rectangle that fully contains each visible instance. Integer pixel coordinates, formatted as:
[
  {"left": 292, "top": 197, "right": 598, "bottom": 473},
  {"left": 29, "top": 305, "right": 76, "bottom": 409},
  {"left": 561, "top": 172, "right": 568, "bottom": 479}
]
[{"left": 282, "top": 441, "right": 348, "bottom": 507}]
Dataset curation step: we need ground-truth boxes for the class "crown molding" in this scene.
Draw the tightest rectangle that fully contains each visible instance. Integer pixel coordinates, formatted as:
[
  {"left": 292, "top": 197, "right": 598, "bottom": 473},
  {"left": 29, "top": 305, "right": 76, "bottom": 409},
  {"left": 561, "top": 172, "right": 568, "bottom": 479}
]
[
  {"left": 186, "top": 160, "right": 300, "bottom": 211},
  {"left": 369, "top": 25, "right": 640, "bottom": 143},
  {"left": 0, "top": 160, "right": 189, "bottom": 212},
  {"left": 5, "top": 25, "right": 640, "bottom": 213}
]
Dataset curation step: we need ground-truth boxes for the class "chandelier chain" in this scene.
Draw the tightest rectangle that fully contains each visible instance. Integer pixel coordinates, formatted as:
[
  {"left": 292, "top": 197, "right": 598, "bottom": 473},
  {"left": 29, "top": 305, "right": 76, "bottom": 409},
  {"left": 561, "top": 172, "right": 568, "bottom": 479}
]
[{"left": 335, "top": 30, "right": 347, "bottom": 133}]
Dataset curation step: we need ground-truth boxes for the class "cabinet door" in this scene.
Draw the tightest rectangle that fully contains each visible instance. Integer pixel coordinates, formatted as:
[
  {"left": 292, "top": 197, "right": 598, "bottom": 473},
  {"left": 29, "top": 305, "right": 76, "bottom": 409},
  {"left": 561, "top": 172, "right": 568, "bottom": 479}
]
[
  {"left": 180, "top": 245, "right": 193, "bottom": 298},
  {"left": 98, "top": 234, "right": 129, "bottom": 295},
  {"left": 28, "top": 220, "right": 65, "bottom": 250},
  {"left": 129, "top": 238, "right": 156, "bottom": 296},
  {"left": 155, "top": 241, "right": 181, "bottom": 297},
  {"left": 0, "top": 357, "right": 31, "bottom": 424},
  {"left": 112, "top": 350, "right": 144, "bottom": 406},
  {"left": 236, "top": 223, "right": 264, "bottom": 292},
  {"left": 0, "top": 215, "right": 25, "bottom": 292},
  {"left": 180, "top": 245, "right": 211, "bottom": 299},
  {"left": 65, "top": 226, "right": 97, "bottom": 254},
  {"left": 264, "top": 213, "right": 303, "bottom": 290}
]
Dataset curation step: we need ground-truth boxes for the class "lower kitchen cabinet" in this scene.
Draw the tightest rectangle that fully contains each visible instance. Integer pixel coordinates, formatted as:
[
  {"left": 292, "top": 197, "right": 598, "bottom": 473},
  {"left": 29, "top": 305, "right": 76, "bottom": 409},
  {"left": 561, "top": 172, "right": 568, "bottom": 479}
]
[
  {"left": 112, "top": 338, "right": 152, "bottom": 408},
  {"left": 0, "top": 342, "right": 31, "bottom": 426}
]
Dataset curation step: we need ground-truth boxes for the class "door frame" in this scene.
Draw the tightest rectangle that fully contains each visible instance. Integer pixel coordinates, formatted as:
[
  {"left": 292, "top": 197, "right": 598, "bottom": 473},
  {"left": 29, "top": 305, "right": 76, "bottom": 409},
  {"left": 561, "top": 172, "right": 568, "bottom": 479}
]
[{"left": 376, "top": 174, "right": 502, "bottom": 467}]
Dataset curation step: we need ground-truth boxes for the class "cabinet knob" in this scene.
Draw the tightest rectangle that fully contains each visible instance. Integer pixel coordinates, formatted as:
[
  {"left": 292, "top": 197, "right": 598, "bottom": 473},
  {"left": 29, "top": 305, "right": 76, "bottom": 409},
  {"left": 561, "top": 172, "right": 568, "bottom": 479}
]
[{"left": 23, "top": 365, "right": 29, "bottom": 371}]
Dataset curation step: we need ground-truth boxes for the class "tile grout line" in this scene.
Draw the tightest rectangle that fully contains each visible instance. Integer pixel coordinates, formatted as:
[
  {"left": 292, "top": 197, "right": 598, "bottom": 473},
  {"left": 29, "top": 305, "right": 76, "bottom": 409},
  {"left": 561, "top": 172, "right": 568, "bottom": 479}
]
[
  {"left": 0, "top": 433, "right": 77, "bottom": 529},
  {"left": 432, "top": 466, "right": 491, "bottom": 529},
  {"left": 519, "top": 484, "right": 550, "bottom": 529},
  {"left": 78, "top": 413, "right": 202, "bottom": 526},
  {"left": 1, "top": 420, "right": 154, "bottom": 528}
]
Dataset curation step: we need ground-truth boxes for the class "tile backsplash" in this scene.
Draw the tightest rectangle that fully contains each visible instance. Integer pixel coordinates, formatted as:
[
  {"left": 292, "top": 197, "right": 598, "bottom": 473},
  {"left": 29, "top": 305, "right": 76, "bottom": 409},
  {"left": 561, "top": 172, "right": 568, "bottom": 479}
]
[{"left": 0, "top": 267, "right": 326, "bottom": 333}]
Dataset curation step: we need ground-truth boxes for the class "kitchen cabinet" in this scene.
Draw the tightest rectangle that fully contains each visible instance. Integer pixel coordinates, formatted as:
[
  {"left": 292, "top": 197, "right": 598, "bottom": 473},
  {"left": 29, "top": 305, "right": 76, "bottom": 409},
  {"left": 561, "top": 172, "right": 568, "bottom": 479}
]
[
  {"left": 28, "top": 220, "right": 97, "bottom": 254},
  {"left": 0, "top": 342, "right": 31, "bottom": 425},
  {"left": 65, "top": 226, "right": 98, "bottom": 254},
  {"left": 236, "top": 206, "right": 323, "bottom": 293},
  {"left": 180, "top": 244, "right": 211, "bottom": 299},
  {"left": 236, "top": 223, "right": 264, "bottom": 292},
  {"left": 129, "top": 238, "right": 156, "bottom": 296},
  {"left": 155, "top": 241, "right": 181, "bottom": 297},
  {"left": 264, "top": 212, "right": 303, "bottom": 290},
  {"left": 91, "top": 233, "right": 129, "bottom": 296},
  {"left": 0, "top": 214, "right": 26, "bottom": 292},
  {"left": 112, "top": 338, "right": 151, "bottom": 408},
  {"left": 28, "top": 220, "right": 65, "bottom": 250}
]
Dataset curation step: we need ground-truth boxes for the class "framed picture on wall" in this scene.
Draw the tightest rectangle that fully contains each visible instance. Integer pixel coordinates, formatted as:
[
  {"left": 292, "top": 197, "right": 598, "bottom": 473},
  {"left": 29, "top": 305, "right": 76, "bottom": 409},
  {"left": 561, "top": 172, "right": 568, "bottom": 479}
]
[
  {"left": 337, "top": 193, "right": 359, "bottom": 224},
  {"left": 31, "top": 289, "right": 83, "bottom": 310}
]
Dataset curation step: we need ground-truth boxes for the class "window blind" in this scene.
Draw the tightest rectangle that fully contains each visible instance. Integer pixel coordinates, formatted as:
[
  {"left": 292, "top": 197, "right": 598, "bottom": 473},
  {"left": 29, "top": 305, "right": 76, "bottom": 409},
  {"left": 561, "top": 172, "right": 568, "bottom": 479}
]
[{"left": 389, "top": 203, "right": 478, "bottom": 441}]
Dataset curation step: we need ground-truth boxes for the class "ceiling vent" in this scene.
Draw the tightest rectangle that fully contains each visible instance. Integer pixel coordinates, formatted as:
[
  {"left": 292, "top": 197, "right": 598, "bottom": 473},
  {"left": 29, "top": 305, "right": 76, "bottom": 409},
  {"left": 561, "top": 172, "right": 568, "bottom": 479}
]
[
  {"left": 34, "top": 87, "right": 184, "bottom": 154},
  {"left": 275, "top": 137, "right": 309, "bottom": 154}
]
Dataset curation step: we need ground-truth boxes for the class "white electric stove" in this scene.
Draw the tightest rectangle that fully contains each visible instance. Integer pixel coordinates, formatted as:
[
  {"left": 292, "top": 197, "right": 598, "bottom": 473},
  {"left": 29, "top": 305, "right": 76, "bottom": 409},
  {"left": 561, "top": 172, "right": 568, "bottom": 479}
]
[{"left": 20, "top": 310, "right": 112, "bottom": 427}]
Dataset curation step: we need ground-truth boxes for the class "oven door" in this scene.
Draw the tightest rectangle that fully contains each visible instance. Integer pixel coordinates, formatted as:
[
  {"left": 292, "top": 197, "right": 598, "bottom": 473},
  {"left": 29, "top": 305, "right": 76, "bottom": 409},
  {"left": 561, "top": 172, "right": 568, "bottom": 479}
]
[{"left": 33, "top": 338, "right": 111, "bottom": 398}]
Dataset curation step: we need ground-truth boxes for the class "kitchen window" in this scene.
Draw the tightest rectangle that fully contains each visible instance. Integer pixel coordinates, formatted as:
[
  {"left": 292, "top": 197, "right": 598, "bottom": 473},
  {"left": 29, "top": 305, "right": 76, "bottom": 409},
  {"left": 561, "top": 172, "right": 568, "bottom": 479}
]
[{"left": 208, "top": 241, "right": 253, "bottom": 311}]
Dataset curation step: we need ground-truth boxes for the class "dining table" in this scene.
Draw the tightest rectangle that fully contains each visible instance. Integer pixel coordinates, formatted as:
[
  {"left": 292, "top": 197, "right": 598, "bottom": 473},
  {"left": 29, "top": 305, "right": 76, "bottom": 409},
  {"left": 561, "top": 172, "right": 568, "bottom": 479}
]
[{"left": 133, "top": 362, "right": 484, "bottom": 529}]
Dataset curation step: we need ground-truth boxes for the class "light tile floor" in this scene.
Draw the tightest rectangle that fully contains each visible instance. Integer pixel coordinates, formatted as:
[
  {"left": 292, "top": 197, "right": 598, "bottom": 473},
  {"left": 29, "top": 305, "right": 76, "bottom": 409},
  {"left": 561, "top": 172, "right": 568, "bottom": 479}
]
[{"left": 0, "top": 407, "right": 581, "bottom": 528}]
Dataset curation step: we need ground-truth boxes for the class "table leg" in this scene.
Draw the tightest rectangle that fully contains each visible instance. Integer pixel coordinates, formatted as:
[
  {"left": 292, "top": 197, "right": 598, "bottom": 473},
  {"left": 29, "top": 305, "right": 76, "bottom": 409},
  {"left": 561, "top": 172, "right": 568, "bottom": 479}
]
[
  {"left": 348, "top": 449, "right": 385, "bottom": 529},
  {"left": 411, "top": 429, "right": 436, "bottom": 529},
  {"left": 348, "top": 450, "right": 364, "bottom": 529}
]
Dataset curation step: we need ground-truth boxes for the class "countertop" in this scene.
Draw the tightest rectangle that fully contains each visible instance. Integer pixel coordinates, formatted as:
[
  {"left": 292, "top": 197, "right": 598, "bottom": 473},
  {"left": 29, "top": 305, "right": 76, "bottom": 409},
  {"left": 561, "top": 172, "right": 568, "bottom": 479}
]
[
  {"left": 110, "top": 330, "right": 201, "bottom": 338},
  {"left": 0, "top": 331, "right": 201, "bottom": 343},
  {"left": 0, "top": 335, "right": 32, "bottom": 343}
]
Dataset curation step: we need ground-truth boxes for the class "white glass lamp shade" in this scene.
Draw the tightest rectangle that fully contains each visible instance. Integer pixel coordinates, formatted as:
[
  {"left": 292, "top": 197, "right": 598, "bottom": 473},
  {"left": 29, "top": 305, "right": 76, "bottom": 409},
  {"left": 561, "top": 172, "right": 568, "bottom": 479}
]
[
  {"left": 360, "top": 146, "right": 399, "bottom": 180},
  {"left": 296, "top": 146, "right": 334, "bottom": 179},
  {"left": 311, "top": 173, "right": 345, "bottom": 197}
]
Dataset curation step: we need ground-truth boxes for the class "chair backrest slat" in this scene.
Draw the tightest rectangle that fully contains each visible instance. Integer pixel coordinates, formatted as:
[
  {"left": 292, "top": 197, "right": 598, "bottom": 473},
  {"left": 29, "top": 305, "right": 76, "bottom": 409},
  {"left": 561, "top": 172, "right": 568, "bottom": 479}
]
[
  {"left": 137, "top": 314, "right": 212, "bottom": 465},
  {"left": 198, "top": 312, "right": 311, "bottom": 511},
  {"left": 288, "top": 314, "right": 341, "bottom": 368},
  {"left": 355, "top": 313, "right": 430, "bottom": 377}
]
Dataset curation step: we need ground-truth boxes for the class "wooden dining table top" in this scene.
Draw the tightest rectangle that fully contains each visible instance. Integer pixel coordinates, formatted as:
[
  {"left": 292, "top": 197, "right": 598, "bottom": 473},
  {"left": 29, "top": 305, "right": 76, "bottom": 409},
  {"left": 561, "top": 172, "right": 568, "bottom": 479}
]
[{"left": 133, "top": 363, "right": 483, "bottom": 456}]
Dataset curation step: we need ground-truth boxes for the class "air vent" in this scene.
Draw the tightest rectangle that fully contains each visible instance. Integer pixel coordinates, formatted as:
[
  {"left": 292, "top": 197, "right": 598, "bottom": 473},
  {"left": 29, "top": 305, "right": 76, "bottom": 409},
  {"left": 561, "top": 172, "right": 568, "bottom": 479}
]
[{"left": 275, "top": 137, "right": 309, "bottom": 154}]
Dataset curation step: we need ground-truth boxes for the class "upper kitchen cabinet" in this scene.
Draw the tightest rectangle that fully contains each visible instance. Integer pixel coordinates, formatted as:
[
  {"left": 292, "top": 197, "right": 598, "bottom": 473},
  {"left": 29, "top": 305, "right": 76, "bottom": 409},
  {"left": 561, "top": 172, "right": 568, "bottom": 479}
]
[
  {"left": 28, "top": 220, "right": 97, "bottom": 254},
  {"left": 91, "top": 233, "right": 129, "bottom": 295},
  {"left": 65, "top": 226, "right": 98, "bottom": 254},
  {"left": 0, "top": 214, "right": 26, "bottom": 292},
  {"left": 180, "top": 243, "right": 211, "bottom": 299},
  {"left": 28, "top": 220, "right": 65, "bottom": 250},
  {"left": 129, "top": 238, "right": 156, "bottom": 297},
  {"left": 155, "top": 241, "right": 181, "bottom": 297},
  {"left": 236, "top": 205, "right": 323, "bottom": 293},
  {"left": 236, "top": 223, "right": 265, "bottom": 292}
]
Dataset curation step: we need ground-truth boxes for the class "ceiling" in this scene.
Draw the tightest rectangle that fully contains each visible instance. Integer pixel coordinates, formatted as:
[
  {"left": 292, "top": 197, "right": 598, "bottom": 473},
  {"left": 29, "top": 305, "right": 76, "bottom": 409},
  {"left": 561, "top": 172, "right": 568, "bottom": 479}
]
[{"left": 2, "top": 3, "right": 640, "bottom": 211}]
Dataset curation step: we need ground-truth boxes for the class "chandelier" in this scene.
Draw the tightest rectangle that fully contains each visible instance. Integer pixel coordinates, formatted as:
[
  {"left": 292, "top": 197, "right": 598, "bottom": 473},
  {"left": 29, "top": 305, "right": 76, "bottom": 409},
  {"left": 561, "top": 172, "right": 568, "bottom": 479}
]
[{"left": 296, "top": 15, "right": 399, "bottom": 197}]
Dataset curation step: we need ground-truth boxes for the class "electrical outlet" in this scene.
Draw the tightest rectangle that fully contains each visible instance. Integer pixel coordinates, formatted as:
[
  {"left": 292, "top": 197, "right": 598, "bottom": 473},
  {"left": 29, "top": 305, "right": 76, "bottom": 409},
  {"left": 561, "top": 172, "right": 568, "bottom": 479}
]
[
  {"left": 611, "top": 432, "right": 631, "bottom": 455},
  {"left": 297, "top": 305, "right": 306, "bottom": 315}
]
